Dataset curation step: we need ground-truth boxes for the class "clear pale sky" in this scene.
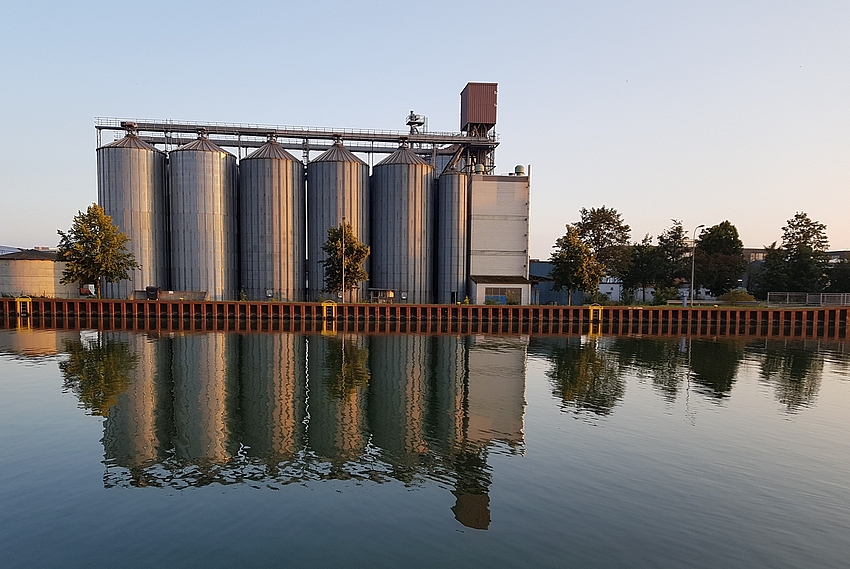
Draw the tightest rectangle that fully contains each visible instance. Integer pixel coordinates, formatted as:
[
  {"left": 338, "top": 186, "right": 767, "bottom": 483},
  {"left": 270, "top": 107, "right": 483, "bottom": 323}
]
[{"left": 1, "top": 1, "right": 848, "bottom": 258}]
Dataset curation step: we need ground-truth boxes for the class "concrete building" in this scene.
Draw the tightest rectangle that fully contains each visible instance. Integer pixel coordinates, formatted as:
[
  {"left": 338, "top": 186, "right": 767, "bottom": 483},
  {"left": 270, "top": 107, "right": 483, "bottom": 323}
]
[
  {"left": 468, "top": 170, "right": 531, "bottom": 304},
  {"left": 0, "top": 250, "right": 79, "bottom": 298}
]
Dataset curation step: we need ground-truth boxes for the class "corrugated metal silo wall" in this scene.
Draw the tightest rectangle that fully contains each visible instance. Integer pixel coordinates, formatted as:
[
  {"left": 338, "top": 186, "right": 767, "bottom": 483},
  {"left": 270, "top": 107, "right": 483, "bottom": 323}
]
[
  {"left": 370, "top": 163, "right": 434, "bottom": 304},
  {"left": 97, "top": 146, "right": 167, "bottom": 298},
  {"left": 306, "top": 161, "right": 370, "bottom": 301},
  {"left": 169, "top": 150, "right": 238, "bottom": 300},
  {"left": 435, "top": 172, "right": 469, "bottom": 304},
  {"left": 239, "top": 158, "right": 305, "bottom": 301}
]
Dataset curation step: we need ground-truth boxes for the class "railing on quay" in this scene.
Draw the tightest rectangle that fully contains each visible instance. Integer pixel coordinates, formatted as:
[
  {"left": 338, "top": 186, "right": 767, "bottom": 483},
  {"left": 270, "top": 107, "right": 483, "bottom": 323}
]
[
  {"left": 767, "top": 292, "right": 850, "bottom": 307},
  {"left": 0, "top": 298, "right": 847, "bottom": 340}
]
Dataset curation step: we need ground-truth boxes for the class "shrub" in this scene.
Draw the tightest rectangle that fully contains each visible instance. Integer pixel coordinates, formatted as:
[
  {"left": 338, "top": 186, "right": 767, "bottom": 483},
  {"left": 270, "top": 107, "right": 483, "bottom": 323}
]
[{"left": 717, "top": 289, "right": 756, "bottom": 303}]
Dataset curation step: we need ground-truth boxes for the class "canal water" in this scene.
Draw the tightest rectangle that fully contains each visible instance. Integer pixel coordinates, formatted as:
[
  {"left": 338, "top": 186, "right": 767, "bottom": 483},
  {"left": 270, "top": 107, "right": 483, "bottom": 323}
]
[{"left": 1, "top": 329, "right": 848, "bottom": 568}]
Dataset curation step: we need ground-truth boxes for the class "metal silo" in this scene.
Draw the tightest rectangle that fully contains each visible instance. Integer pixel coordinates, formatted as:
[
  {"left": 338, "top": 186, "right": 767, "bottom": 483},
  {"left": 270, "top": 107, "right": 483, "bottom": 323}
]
[
  {"left": 370, "top": 143, "right": 434, "bottom": 304},
  {"left": 97, "top": 132, "right": 167, "bottom": 299},
  {"left": 169, "top": 134, "right": 238, "bottom": 301},
  {"left": 239, "top": 139, "right": 305, "bottom": 301},
  {"left": 435, "top": 170, "right": 469, "bottom": 304},
  {"left": 307, "top": 141, "right": 370, "bottom": 301}
]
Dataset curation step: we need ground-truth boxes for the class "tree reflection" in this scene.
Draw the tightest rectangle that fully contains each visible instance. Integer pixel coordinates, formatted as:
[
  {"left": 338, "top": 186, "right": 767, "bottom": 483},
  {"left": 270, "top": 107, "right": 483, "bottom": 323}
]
[
  {"left": 323, "top": 336, "right": 371, "bottom": 399},
  {"left": 545, "top": 337, "right": 624, "bottom": 415},
  {"left": 60, "top": 335, "right": 138, "bottom": 416},
  {"left": 755, "top": 340, "right": 822, "bottom": 412},
  {"left": 688, "top": 339, "right": 744, "bottom": 398},
  {"left": 612, "top": 338, "right": 687, "bottom": 401}
]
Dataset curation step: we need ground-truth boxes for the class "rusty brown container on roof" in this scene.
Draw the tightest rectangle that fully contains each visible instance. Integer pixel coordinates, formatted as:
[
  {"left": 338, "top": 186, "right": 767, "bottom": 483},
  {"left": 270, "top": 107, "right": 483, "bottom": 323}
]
[{"left": 460, "top": 82, "right": 498, "bottom": 133}]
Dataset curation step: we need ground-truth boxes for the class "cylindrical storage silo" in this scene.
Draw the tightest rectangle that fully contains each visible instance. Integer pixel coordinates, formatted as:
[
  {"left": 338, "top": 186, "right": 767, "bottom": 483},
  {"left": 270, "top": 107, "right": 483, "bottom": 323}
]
[
  {"left": 169, "top": 135, "right": 238, "bottom": 301},
  {"left": 97, "top": 133, "right": 167, "bottom": 299},
  {"left": 239, "top": 139, "right": 305, "bottom": 301},
  {"left": 435, "top": 170, "right": 469, "bottom": 304},
  {"left": 370, "top": 144, "right": 434, "bottom": 304},
  {"left": 307, "top": 141, "right": 370, "bottom": 301}
]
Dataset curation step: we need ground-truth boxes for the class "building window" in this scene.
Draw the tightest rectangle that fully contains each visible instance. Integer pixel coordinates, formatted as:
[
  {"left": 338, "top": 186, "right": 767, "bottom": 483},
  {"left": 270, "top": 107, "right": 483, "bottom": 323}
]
[{"left": 484, "top": 287, "right": 522, "bottom": 305}]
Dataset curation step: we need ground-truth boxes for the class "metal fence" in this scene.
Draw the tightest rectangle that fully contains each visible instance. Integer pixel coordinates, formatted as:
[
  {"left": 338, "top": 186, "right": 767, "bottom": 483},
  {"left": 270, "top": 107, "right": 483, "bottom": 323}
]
[{"left": 767, "top": 292, "right": 850, "bottom": 306}]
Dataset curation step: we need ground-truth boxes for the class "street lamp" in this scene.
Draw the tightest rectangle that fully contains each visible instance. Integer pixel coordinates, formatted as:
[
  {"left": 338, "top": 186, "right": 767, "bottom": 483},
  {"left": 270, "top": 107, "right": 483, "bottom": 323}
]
[
  {"left": 340, "top": 216, "right": 346, "bottom": 305},
  {"left": 690, "top": 224, "right": 705, "bottom": 307}
]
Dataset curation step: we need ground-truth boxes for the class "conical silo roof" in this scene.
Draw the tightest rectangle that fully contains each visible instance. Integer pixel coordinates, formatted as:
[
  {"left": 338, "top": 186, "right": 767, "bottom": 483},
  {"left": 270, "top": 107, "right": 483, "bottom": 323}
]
[
  {"left": 375, "top": 144, "right": 429, "bottom": 166},
  {"left": 98, "top": 133, "right": 162, "bottom": 153},
  {"left": 311, "top": 141, "right": 366, "bottom": 165},
  {"left": 172, "top": 136, "right": 232, "bottom": 155},
  {"left": 244, "top": 139, "right": 298, "bottom": 161}
]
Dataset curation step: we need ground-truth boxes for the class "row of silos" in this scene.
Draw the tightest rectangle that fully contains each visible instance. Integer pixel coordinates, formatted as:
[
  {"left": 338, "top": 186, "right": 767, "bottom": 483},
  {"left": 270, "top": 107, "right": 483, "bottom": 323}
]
[{"left": 97, "top": 133, "right": 468, "bottom": 303}]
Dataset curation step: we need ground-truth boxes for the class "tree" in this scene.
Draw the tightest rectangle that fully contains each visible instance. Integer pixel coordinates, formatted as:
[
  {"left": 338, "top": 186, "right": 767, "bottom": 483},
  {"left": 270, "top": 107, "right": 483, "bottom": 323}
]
[
  {"left": 827, "top": 259, "right": 850, "bottom": 293},
  {"left": 549, "top": 224, "right": 605, "bottom": 305},
  {"left": 575, "top": 206, "right": 631, "bottom": 277},
  {"left": 694, "top": 220, "right": 746, "bottom": 296},
  {"left": 56, "top": 204, "right": 139, "bottom": 298},
  {"left": 781, "top": 212, "right": 829, "bottom": 292},
  {"left": 749, "top": 242, "right": 788, "bottom": 300},
  {"left": 656, "top": 220, "right": 688, "bottom": 288},
  {"left": 322, "top": 221, "right": 370, "bottom": 302},
  {"left": 619, "top": 235, "right": 663, "bottom": 302},
  {"left": 749, "top": 213, "right": 830, "bottom": 298}
]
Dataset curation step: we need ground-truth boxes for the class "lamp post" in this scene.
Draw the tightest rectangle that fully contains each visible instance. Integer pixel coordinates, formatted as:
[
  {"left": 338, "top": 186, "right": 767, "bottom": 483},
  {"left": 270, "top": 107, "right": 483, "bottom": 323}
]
[
  {"left": 690, "top": 224, "right": 705, "bottom": 307},
  {"left": 340, "top": 216, "right": 346, "bottom": 305}
]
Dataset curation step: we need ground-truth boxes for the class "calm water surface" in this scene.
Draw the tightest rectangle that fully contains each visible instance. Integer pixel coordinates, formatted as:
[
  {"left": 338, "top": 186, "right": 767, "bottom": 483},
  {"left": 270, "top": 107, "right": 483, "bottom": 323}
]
[{"left": 1, "top": 329, "right": 848, "bottom": 568}]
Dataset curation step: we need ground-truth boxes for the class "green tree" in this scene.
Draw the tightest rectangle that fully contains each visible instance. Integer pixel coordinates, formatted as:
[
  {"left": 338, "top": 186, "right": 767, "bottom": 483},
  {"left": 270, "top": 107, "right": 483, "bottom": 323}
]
[
  {"left": 782, "top": 212, "right": 829, "bottom": 292},
  {"left": 549, "top": 224, "right": 605, "bottom": 305},
  {"left": 322, "top": 221, "right": 370, "bottom": 302},
  {"left": 619, "top": 235, "right": 662, "bottom": 302},
  {"left": 749, "top": 242, "right": 788, "bottom": 300},
  {"left": 827, "top": 259, "right": 850, "bottom": 292},
  {"left": 56, "top": 204, "right": 139, "bottom": 298},
  {"left": 656, "top": 220, "right": 688, "bottom": 288},
  {"left": 575, "top": 206, "right": 631, "bottom": 277},
  {"left": 694, "top": 220, "right": 746, "bottom": 296}
]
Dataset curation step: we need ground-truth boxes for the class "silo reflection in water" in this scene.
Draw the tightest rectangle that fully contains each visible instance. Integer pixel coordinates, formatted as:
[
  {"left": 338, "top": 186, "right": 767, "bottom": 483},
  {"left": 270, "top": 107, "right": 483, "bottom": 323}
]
[
  {"left": 307, "top": 335, "right": 370, "bottom": 463},
  {"left": 240, "top": 334, "right": 307, "bottom": 460},
  {"left": 102, "top": 333, "right": 173, "bottom": 473},
  {"left": 172, "top": 332, "right": 239, "bottom": 464},
  {"left": 429, "top": 335, "right": 468, "bottom": 452},
  {"left": 368, "top": 335, "right": 432, "bottom": 466}
]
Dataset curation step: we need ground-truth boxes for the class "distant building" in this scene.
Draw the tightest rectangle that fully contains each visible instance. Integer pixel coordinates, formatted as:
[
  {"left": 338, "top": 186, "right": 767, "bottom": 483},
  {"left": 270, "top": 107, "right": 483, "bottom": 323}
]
[
  {"left": 0, "top": 250, "right": 80, "bottom": 298},
  {"left": 0, "top": 246, "right": 20, "bottom": 256}
]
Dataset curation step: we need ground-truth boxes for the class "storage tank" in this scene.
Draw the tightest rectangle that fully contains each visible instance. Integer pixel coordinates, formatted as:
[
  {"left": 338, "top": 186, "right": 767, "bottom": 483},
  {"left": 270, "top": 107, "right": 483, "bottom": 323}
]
[
  {"left": 435, "top": 170, "right": 469, "bottom": 304},
  {"left": 97, "top": 132, "right": 167, "bottom": 299},
  {"left": 169, "top": 134, "right": 238, "bottom": 301},
  {"left": 239, "top": 139, "right": 305, "bottom": 301},
  {"left": 370, "top": 143, "right": 434, "bottom": 304},
  {"left": 307, "top": 141, "right": 370, "bottom": 301}
]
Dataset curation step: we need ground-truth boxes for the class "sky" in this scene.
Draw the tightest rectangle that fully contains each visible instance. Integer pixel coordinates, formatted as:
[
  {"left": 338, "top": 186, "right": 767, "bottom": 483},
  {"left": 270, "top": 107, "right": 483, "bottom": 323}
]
[{"left": 1, "top": 1, "right": 848, "bottom": 258}]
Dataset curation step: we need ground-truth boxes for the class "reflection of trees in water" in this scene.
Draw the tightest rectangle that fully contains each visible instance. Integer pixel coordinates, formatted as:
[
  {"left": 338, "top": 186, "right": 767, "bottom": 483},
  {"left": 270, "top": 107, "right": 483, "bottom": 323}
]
[
  {"left": 308, "top": 335, "right": 369, "bottom": 464},
  {"left": 544, "top": 337, "right": 625, "bottom": 415},
  {"left": 750, "top": 340, "right": 823, "bottom": 412},
  {"left": 689, "top": 339, "right": 744, "bottom": 398},
  {"left": 60, "top": 335, "right": 138, "bottom": 416},
  {"left": 611, "top": 338, "right": 688, "bottom": 401}
]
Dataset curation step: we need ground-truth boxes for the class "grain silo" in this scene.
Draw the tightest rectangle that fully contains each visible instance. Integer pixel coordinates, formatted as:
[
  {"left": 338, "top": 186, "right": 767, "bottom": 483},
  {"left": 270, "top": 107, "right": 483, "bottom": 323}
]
[
  {"left": 435, "top": 170, "right": 469, "bottom": 304},
  {"left": 239, "top": 139, "right": 305, "bottom": 301},
  {"left": 370, "top": 143, "right": 434, "bottom": 304},
  {"left": 169, "top": 134, "right": 238, "bottom": 301},
  {"left": 96, "top": 132, "right": 167, "bottom": 299},
  {"left": 306, "top": 141, "right": 370, "bottom": 301}
]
